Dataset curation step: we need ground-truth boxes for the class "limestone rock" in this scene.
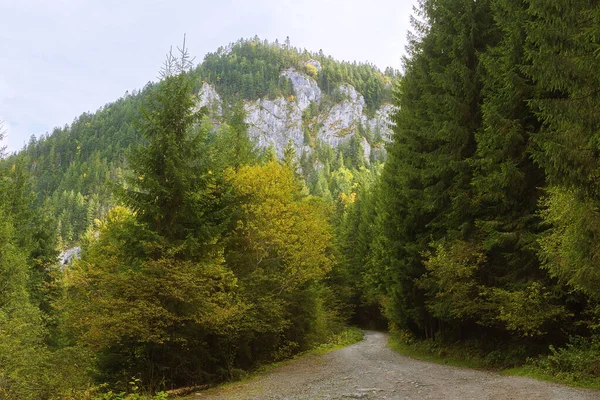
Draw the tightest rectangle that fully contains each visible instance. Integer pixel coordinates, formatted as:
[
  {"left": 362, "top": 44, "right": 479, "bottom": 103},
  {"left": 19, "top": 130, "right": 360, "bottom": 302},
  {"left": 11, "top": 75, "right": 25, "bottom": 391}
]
[
  {"left": 197, "top": 82, "right": 222, "bottom": 115},
  {"left": 361, "top": 137, "right": 371, "bottom": 163},
  {"left": 59, "top": 246, "right": 81, "bottom": 268},
  {"left": 281, "top": 68, "right": 321, "bottom": 112},
  {"left": 318, "top": 85, "right": 367, "bottom": 148},
  {"left": 244, "top": 97, "right": 304, "bottom": 159},
  {"left": 368, "top": 103, "right": 395, "bottom": 141},
  {"left": 195, "top": 74, "right": 395, "bottom": 162}
]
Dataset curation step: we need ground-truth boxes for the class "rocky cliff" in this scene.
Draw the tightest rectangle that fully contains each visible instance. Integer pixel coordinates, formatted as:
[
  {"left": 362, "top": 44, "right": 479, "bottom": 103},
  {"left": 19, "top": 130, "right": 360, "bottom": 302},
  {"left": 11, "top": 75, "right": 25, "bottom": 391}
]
[{"left": 198, "top": 60, "right": 394, "bottom": 162}]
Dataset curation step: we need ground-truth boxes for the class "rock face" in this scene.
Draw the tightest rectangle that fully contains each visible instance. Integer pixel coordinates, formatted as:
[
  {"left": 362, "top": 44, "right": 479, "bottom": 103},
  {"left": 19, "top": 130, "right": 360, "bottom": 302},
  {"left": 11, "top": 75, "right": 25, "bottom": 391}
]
[
  {"left": 369, "top": 104, "right": 395, "bottom": 141},
  {"left": 281, "top": 68, "right": 321, "bottom": 111},
  {"left": 318, "top": 85, "right": 367, "bottom": 148},
  {"left": 305, "top": 59, "right": 322, "bottom": 71},
  {"left": 59, "top": 246, "right": 81, "bottom": 267},
  {"left": 196, "top": 69, "right": 394, "bottom": 161},
  {"left": 361, "top": 137, "right": 372, "bottom": 164},
  {"left": 244, "top": 97, "right": 304, "bottom": 159},
  {"left": 197, "top": 82, "right": 222, "bottom": 115}
]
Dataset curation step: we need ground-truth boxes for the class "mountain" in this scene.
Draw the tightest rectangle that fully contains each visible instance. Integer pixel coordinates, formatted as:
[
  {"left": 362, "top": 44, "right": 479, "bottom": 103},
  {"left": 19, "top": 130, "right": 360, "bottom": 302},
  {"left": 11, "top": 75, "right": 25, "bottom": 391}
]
[
  {"left": 198, "top": 59, "right": 394, "bottom": 161},
  {"left": 5, "top": 37, "right": 399, "bottom": 244}
]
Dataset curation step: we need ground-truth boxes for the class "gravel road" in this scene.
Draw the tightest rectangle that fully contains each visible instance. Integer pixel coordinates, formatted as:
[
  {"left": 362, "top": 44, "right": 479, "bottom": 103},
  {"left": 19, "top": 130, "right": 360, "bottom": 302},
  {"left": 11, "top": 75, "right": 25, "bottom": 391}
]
[{"left": 192, "top": 331, "right": 600, "bottom": 399}]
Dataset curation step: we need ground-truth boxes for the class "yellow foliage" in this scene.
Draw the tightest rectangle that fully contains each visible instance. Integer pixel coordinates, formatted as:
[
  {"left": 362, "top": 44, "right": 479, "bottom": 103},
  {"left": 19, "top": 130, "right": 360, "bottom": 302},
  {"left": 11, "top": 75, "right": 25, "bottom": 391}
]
[
  {"left": 305, "top": 63, "right": 318, "bottom": 79},
  {"left": 340, "top": 192, "right": 357, "bottom": 206},
  {"left": 229, "top": 161, "right": 333, "bottom": 292},
  {"left": 63, "top": 206, "right": 244, "bottom": 349}
]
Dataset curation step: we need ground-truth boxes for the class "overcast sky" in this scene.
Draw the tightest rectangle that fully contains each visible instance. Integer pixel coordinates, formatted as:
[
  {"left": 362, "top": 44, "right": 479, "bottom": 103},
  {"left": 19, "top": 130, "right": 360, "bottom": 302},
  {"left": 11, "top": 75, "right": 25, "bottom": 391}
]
[{"left": 1, "top": 0, "right": 416, "bottom": 153}]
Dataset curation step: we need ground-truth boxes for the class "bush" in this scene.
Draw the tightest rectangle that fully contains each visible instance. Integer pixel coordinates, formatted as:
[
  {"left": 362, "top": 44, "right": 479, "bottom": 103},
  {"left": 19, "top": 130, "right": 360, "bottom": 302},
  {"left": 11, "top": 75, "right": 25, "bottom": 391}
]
[{"left": 532, "top": 337, "right": 600, "bottom": 382}]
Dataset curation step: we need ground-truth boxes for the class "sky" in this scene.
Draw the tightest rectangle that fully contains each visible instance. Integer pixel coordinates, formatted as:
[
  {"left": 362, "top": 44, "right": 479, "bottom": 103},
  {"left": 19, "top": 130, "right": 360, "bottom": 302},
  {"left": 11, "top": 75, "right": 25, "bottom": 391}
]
[{"left": 0, "top": 0, "right": 416, "bottom": 153}]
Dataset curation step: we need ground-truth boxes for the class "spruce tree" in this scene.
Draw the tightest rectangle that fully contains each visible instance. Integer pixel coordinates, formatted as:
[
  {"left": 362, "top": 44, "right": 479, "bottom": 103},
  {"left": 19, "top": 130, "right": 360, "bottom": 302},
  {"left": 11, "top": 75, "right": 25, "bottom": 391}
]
[
  {"left": 526, "top": 1, "right": 600, "bottom": 300},
  {"left": 418, "top": 0, "right": 564, "bottom": 338},
  {"left": 376, "top": 0, "right": 495, "bottom": 337},
  {"left": 119, "top": 43, "right": 223, "bottom": 249}
]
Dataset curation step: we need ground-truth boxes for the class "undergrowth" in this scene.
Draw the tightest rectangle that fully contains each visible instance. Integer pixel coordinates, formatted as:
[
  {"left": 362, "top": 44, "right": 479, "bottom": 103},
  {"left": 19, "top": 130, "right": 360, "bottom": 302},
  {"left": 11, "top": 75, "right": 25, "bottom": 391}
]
[
  {"left": 507, "top": 337, "right": 600, "bottom": 389},
  {"left": 180, "top": 327, "right": 364, "bottom": 399},
  {"left": 388, "top": 330, "right": 600, "bottom": 390}
]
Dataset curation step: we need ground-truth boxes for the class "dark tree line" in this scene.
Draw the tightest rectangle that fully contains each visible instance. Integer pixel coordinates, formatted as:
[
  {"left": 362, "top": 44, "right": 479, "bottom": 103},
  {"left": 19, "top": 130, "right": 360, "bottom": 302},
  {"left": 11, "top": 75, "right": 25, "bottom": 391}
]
[{"left": 336, "top": 0, "right": 600, "bottom": 378}]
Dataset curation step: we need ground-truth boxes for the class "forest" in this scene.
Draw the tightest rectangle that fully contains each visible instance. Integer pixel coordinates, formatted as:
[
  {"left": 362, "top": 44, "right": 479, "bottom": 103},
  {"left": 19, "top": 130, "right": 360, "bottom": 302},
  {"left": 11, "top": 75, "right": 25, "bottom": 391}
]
[{"left": 2, "top": 0, "right": 600, "bottom": 398}]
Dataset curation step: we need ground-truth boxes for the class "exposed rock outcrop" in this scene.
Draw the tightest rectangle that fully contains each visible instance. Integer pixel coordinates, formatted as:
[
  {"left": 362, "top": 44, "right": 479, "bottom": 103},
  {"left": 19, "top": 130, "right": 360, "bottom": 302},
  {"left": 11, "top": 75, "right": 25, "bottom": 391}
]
[
  {"left": 197, "top": 82, "right": 222, "bottom": 115},
  {"left": 318, "top": 85, "right": 367, "bottom": 148},
  {"left": 59, "top": 246, "right": 81, "bottom": 268},
  {"left": 197, "top": 70, "right": 393, "bottom": 161},
  {"left": 306, "top": 59, "right": 322, "bottom": 71},
  {"left": 281, "top": 68, "right": 321, "bottom": 112},
  {"left": 244, "top": 97, "right": 304, "bottom": 159}
]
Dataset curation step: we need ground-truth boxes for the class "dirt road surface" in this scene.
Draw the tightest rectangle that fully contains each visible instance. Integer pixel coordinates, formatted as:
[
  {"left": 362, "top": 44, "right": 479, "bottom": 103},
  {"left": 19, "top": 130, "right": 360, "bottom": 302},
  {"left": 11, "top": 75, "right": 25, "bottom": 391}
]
[{"left": 191, "top": 331, "right": 600, "bottom": 399}]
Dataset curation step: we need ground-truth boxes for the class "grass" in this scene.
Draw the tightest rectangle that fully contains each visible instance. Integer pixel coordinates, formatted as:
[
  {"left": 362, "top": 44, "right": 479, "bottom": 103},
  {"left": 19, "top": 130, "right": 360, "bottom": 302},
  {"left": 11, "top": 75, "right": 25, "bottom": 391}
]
[
  {"left": 308, "top": 326, "right": 365, "bottom": 355},
  {"left": 387, "top": 334, "right": 486, "bottom": 370},
  {"left": 181, "top": 327, "right": 364, "bottom": 398},
  {"left": 387, "top": 331, "right": 600, "bottom": 391},
  {"left": 502, "top": 365, "right": 600, "bottom": 390}
]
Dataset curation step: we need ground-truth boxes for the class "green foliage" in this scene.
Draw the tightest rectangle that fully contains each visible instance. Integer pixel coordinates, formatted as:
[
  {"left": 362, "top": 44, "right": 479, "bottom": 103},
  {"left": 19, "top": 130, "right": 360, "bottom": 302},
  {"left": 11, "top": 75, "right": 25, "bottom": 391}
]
[
  {"left": 530, "top": 338, "right": 600, "bottom": 385},
  {"left": 304, "top": 63, "right": 318, "bottom": 79},
  {"left": 198, "top": 38, "right": 392, "bottom": 114},
  {"left": 538, "top": 187, "right": 600, "bottom": 299},
  {"left": 6, "top": 37, "right": 395, "bottom": 248},
  {"left": 227, "top": 161, "right": 333, "bottom": 294},
  {"left": 62, "top": 206, "right": 243, "bottom": 390},
  {"left": 419, "top": 241, "right": 488, "bottom": 322},
  {"left": 52, "top": 41, "right": 351, "bottom": 394},
  {"left": 212, "top": 101, "right": 258, "bottom": 172},
  {"left": 12, "top": 3, "right": 600, "bottom": 393},
  {"left": 217, "top": 161, "right": 340, "bottom": 369},
  {"left": 336, "top": 0, "right": 592, "bottom": 358},
  {"left": 59, "top": 46, "right": 252, "bottom": 391},
  {"left": 373, "top": 0, "right": 496, "bottom": 338},
  {"left": 118, "top": 69, "right": 217, "bottom": 244},
  {"left": 0, "top": 140, "right": 91, "bottom": 399},
  {"left": 388, "top": 329, "right": 529, "bottom": 370},
  {"left": 0, "top": 210, "right": 46, "bottom": 399},
  {"left": 525, "top": 2, "right": 600, "bottom": 304}
]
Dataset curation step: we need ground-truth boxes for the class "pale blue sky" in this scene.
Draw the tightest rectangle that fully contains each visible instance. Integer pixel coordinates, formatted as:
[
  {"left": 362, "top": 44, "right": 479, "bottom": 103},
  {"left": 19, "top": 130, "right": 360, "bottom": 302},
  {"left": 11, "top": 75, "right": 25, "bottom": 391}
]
[{"left": 0, "top": 0, "right": 416, "bottom": 153}]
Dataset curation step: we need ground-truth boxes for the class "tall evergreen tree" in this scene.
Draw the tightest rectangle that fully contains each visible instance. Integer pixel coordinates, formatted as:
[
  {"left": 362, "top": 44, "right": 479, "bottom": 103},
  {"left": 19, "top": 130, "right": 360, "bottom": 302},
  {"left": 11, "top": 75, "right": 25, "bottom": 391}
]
[
  {"left": 526, "top": 1, "right": 600, "bottom": 301},
  {"left": 376, "top": 0, "right": 495, "bottom": 337},
  {"left": 64, "top": 42, "right": 243, "bottom": 391},
  {"left": 119, "top": 44, "right": 223, "bottom": 250}
]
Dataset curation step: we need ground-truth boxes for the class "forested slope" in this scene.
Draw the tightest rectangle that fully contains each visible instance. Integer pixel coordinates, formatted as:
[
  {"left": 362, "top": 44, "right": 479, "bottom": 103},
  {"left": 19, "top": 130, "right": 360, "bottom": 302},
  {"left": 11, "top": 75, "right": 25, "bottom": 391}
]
[
  {"left": 0, "top": 39, "right": 394, "bottom": 398},
  {"left": 5, "top": 38, "right": 395, "bottom": 246},
  {"left": 3, "top": 1, "right": 600, "bottom": 397}
]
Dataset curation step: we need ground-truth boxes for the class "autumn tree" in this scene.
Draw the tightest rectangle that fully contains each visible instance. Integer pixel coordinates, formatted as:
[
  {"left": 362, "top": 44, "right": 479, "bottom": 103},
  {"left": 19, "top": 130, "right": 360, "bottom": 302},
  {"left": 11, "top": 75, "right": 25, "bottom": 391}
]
[{"left": 223, "top": 161, "right": 337, "bottom": 363}]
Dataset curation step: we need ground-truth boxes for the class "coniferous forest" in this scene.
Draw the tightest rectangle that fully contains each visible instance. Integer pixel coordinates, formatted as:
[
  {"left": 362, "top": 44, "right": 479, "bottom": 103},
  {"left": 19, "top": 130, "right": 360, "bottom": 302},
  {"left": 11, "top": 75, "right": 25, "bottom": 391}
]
[{"left": 2, "top": 1, "right": 600, "bottom": 398}]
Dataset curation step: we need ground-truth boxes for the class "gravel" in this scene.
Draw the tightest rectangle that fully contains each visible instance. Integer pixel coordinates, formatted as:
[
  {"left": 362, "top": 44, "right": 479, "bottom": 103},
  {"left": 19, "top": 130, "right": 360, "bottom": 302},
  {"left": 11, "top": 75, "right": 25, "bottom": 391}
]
[{"left": 191, "top": 331, "right": 600, "bottom": 400}]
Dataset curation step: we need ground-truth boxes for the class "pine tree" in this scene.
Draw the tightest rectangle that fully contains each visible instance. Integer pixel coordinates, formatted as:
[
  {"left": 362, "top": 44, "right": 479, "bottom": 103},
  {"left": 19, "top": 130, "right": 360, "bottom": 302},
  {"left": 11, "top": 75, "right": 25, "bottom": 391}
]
[
  {"left": 213, "top": 100, "right": 257, "bottom": 173},
  {"left": 64, "top": 41, "right": 243, "bottom": 390},
  {"left": 119, "top": 43, "right": 222, "bottom": 248},
  {"left": 376, "top": 0, "right": 496, "bottom": 337},
  {"left": 526, "top": 1, "right": 600, "bottom": 300}
]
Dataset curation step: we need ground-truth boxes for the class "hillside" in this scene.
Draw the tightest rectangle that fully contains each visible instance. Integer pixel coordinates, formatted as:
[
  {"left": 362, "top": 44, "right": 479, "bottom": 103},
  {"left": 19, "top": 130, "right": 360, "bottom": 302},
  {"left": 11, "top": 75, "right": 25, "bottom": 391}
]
[
  {"left": 4, "top": 1, "right": 600, "bottom": 397},
  {"left": 8, "top": 38, "right": 398, "bottom": 244}
]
